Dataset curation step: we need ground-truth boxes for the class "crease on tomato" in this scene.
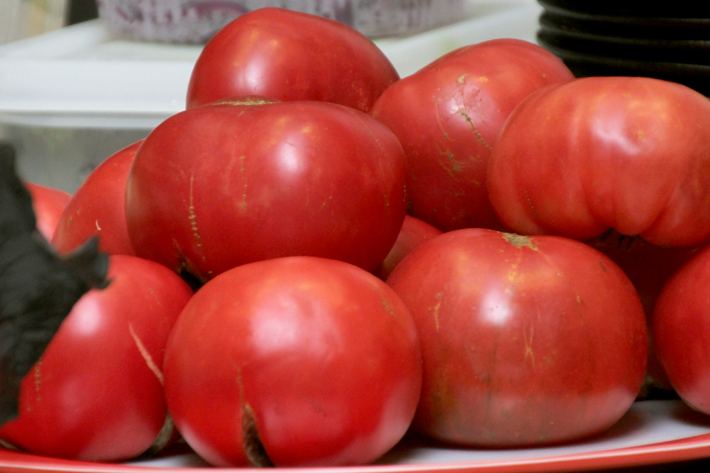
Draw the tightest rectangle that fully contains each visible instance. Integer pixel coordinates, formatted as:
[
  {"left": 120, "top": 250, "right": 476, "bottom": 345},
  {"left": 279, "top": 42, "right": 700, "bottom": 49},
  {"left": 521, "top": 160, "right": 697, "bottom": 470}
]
[
  {"left": 237, "top": 366, "right": 273, "bottom": 467},
  {"left": 241, "top": 403, "right": 272, "bottom": 467},
  {"left": 187, "top": 173, "right": 206, "bottom": 262},
  {"left": 128, "top": 323, "right": 164, "bottom": 386},
  {"left": 502, "top": 233, "right": 537, "bottom": 251}
]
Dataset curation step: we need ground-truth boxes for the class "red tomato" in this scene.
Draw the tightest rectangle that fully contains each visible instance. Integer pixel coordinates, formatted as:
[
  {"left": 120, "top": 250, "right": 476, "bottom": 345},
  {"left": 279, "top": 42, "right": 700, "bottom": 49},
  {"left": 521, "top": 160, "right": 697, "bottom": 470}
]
[
  {"left": 126, "top": 100, "right": 406, "bottom": 281},
  {"left": 186, "top": 8, "right": 398, "bottom": 112},
  {"left": 488, "top": 77, "right": 710, "bottom": 247},
  {"left": 653, "top": 245, "right": 710, "bottom": 415},
  {"left": 589, "top": 232, "right": 697, "bottom": 391},
  {"left": 377, "top": 215, "right": 441, "bottom": 280},
  {"left": 0, "top": 255, "right": 192, "bottom": 461},
  {"left": 52, "top": 141, "right": 140, "bottom": 255},
  {"left": 25, "top": 182, "right": 71, "bottom": 241},
  {"left": 387, "top": 229, "right": 647, "bottom": 446},
  {"left": 164, "top": 256, "right": 421, "bottom": 467},
  {"left": 371, "top": 39, "right": 573, "bottom": 230}
]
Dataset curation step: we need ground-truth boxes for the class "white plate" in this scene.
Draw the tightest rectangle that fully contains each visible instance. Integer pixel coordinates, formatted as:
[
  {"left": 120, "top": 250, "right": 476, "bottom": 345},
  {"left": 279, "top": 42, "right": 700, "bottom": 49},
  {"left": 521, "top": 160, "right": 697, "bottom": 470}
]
[{"left": 1, "top": 400, "right": 709, "bottom": 472}]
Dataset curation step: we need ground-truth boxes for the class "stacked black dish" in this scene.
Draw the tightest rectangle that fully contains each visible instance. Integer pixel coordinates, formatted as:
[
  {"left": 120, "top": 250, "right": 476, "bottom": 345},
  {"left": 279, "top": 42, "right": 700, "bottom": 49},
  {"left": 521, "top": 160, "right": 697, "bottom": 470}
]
[{"left": 536, "top": 1, "right": 710, "bottom": 95}]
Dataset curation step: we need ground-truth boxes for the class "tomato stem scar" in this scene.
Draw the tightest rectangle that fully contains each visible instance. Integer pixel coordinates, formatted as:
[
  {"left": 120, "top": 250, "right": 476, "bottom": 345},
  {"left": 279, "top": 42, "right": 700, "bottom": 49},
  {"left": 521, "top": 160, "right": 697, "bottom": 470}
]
[{"left": 502, "top": 233, "right": 538, "bottom": 251}]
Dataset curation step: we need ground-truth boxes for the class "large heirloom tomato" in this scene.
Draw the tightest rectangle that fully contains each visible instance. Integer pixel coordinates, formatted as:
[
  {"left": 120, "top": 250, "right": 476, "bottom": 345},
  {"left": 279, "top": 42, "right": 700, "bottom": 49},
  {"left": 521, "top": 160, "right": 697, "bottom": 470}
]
[
  {"left": 387, "top": 229, "right": 647, "bottom": 447},
  {"left": 186, "top": 8, "right": 398, "bottom": 112},
  {"left": 164, "top": 256, "right": 422, "bottom": 467},
  {"left": 0, "top": 255, "right": 192, "bottom": 461},
  {"left": 53, "top": 141, "right": 140, "bottom": 255},
  {"left": 126, "top": 100, "right": 406, "bottom": 281},
  {"left": 371, "top": 39, "right": 573, "bottom": 230},
  {"left": 488, "top": 77, "right": 710, "bottom": 247},
  {"left": 653, "top": 245, "right": 710, "bottom": 415}
]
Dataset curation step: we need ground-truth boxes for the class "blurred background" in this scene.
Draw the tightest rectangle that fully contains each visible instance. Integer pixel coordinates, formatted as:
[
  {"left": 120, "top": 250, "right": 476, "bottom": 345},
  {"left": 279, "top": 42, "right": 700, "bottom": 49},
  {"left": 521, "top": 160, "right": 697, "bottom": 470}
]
[
  {"left": 1, "top": 0, "right": 537, "bottom": 43},
  {"left": 0, "top": 0, "right": 97, "bottom": 44},
  {"left": 0, "top": 0, "right": 539, "bottom": 193}
]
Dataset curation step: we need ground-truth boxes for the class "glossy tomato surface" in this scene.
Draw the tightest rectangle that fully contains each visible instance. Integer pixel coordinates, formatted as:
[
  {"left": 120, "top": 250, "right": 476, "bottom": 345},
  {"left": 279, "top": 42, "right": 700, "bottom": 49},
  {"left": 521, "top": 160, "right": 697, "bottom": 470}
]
[
  {"left": 653, "top": 245, "right": 710, "bottom": 415},
  {"left": 126, "top": 100, "right": 406, "bottom": 281},
  {"left": 164, "top": 256, "right": 422, "bottom": 467},
  {"left": 377, "top": 215, "right": 441, "bottom": 280},
  {"left": 488, "top": 77, "right": 710, "bottom": 247},
  {"left": 0, "top": 255, "right": 192, "bottom": 461},
  {"left": 53, "top": 141, "right": 140, "bottom": 255},
  {"left": 186, "top": 8, "right": 398, "bottom": 111},
  {"left": 371, "top": 39, "right": 573, "bottom": 230},
  {"left": 387, "top": 229, "right": 648, "bottom": 447},
  {"left": 26, "top": 182, "right": 71, "bottom": 241}
]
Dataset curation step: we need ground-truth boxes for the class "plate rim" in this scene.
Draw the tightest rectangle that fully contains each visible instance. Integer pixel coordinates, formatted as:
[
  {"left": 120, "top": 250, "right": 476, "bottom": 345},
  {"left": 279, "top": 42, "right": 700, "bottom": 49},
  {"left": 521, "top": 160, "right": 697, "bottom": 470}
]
[{"left": 1, "top": 427, "right": 709, "bottom": 472}]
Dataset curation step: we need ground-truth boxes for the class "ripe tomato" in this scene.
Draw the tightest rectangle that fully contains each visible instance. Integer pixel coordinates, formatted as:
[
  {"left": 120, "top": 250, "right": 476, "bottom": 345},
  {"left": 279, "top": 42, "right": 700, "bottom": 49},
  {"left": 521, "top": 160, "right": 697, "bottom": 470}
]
[
  {"left": 0, "top": 255, "right": 192, "bottom": 461},
  {"left": 387, "top": 229, "right": 647, "bottom": 446},
  {"left": 653, "top": 245, "right": 710, "bottom": 415},
  {"left": 488, "top": 77, "right": 710, "bottom": 247},
  {"left": 126, "top": 100, "right": 406, "bottom": 281},
  {"left": 377, "top": 215, "right": 441, "bottom": 280},
  {"left": 25, "top": 182, "right": 71, "bottom": 241},
  {"left": 164, "top": 256, "right": 421, "bottom": 467},
  {"left": 52, "top": 141, "right": 140, "bottom": 255},
  {"left": 371, "top": 39, "right": 573, "bottom": 230},
  {"left": 186, "top": 8, "right": 398, "bottom": 112},
  {"left": 589, "top": 232, "right": 697, "bottom": 391}
]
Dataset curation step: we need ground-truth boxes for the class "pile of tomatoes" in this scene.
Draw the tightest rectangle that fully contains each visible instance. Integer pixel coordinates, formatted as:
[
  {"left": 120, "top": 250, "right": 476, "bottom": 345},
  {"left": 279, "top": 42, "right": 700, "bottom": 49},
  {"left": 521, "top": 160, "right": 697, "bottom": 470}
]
[{"left": 1, "top": 7, "right": 709, "bottom": 468}]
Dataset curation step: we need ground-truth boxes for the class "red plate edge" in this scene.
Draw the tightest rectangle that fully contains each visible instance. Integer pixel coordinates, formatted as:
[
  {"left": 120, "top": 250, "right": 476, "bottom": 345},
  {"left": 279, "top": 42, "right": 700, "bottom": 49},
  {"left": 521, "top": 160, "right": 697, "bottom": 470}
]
[{"left": 0, "top": 433, "right": 709, "bottom": 473}]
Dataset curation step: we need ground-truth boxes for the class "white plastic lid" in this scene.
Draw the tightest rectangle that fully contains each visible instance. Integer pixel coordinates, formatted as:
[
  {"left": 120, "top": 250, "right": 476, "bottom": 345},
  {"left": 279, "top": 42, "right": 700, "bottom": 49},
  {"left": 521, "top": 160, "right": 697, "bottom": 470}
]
[{"left": 0, "top": 3, "right": 540, "bottom": 129}]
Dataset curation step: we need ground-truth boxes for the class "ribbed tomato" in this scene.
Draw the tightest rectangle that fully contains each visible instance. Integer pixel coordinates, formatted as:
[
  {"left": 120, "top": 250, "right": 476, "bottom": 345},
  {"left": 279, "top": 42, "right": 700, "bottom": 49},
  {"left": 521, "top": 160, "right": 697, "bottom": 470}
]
[{"left": 488, "top": 77, "right": 710, "bottom": 247}]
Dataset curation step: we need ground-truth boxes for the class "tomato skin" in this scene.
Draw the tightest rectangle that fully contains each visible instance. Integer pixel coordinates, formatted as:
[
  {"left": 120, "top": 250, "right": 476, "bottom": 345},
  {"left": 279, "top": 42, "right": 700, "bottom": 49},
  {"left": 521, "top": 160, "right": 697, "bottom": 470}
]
[
  {"left": 387, "top": 229, "right": 647, "bottom": 446},
  {"left": 0, "top": 255, "right": 192, "bottom": 461},
  {"left": 186, "top": 8, "right": 398, "bottom": 112},
  {"left": 164, "top": 256, "right": 422, "bottom": 467},
  {"left": 52, "top": 141, "right": 140, "bottom": 255},
  {"left": 589, "top": 233, "right": 697, "bottom": 391},
  {"left": 371, "top": 39, "right": 573, "bottom": 231},
  {"left": 377, "top": 215, "right": 441, "bottom": 280},
  {"left": 653, "top": 245, "right": 710, "bottom": 415},
  {"left": 126, "top": 101, "right": 406, "bottom": 281},
  {"left": 26, "top": 182, "right": 71, "bottom": 241},
  {"left": 488, "top": 77, "right": 710, "bottom": 247}
]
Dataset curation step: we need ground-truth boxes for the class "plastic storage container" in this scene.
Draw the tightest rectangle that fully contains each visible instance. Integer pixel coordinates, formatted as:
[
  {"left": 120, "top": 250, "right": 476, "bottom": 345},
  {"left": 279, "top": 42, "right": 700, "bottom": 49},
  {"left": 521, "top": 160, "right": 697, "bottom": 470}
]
[
  {"left": 0, "top": 2, "right": 540, "bottom": 192},
  {"left": 96, "top": 0, "right": 469, "bottom": 43}
]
